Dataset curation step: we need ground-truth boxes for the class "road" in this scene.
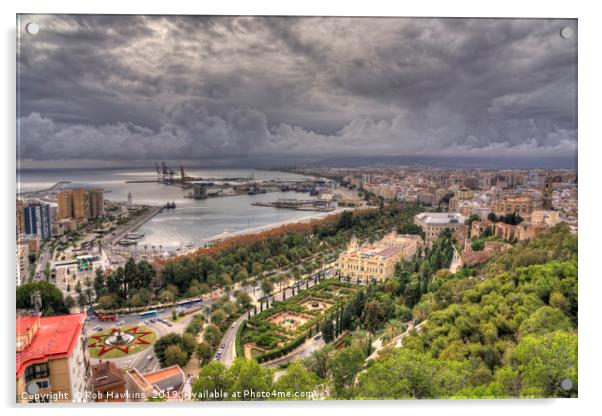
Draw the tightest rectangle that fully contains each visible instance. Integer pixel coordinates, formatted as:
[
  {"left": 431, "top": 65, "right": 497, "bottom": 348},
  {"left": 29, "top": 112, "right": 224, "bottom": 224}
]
[
  {"left": 366, "top": 320, "right": 427, "bottom": 361},
  {"left": 263, "top": 336, "right": 325, "bottom": 368},
  {"left": 86, "top": 301, "right": 208, "bottom": 373},
  {"left": 449, "top": 245, "right": 462, "bottom": 273}
]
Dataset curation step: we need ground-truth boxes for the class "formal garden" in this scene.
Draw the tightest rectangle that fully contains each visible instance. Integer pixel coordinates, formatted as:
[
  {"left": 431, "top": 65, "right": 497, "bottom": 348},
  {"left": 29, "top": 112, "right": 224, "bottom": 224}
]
[
  {"left": 237, "top": 280, "right": 357, "bottom": 362},
  {"left": 87, "top": 325, "right": 157, "bottom": 359}
]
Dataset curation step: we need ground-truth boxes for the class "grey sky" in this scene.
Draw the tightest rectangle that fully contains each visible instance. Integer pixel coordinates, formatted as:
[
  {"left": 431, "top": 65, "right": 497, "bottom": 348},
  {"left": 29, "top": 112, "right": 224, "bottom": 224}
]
[{"left": 17, "top": 15, "right": 577, "bottom": 166}]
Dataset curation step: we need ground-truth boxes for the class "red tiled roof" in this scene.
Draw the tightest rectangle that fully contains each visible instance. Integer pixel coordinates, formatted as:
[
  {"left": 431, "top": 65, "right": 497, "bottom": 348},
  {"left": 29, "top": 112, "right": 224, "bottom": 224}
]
[
  {"left": 144, "top": 366, "right": 183, "bottom": 385},
  {"left": 16, "top": 313, "right": 85, "bottom": 377},
  {"left": 16, "top": 315, "right": 39, "bottom": 332}
]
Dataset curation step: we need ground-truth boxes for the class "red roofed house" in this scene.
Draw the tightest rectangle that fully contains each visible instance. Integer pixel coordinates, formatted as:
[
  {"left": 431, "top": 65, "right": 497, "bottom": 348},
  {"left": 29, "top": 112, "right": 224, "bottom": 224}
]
[
  {"left": 125, "top": 365, "right": 186, "bottom": 401},
  {"left": 16, "top": 314, "right": 90, "bottom": 403}
]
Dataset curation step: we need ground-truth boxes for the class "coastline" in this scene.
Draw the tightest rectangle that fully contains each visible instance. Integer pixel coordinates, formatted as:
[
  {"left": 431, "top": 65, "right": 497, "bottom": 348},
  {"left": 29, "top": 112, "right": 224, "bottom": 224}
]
[{"left": 178, "top": 206, "right": 359, "bottom": 256}]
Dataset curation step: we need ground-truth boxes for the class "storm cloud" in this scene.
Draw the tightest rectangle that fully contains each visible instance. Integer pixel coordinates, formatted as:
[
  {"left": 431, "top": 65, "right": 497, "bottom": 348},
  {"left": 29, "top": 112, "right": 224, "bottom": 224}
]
[{"left": 17, "top": 15, "right": 577, "bottom": 165}]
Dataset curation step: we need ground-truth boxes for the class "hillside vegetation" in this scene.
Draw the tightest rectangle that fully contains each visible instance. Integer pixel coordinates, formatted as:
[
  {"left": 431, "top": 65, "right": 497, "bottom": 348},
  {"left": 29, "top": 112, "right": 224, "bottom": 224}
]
[{"left": 356, "top": 224, "right": 578, "bottom": 399}]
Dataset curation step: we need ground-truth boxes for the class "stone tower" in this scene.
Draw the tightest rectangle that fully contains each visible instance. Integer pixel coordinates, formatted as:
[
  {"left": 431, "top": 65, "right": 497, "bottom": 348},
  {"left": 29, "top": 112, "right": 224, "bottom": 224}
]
[
  {"left": 349, "top": 235, "right": 359, "bottom": 251},
  {"left": 542, "top": 176, "right": 553, "bottom": 210}
]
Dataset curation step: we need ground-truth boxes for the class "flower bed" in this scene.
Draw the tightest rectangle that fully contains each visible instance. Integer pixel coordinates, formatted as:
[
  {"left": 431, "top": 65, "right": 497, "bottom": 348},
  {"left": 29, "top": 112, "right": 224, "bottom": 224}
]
[{"left": 239, "top": 280, "right": 356, "bottom": 362}]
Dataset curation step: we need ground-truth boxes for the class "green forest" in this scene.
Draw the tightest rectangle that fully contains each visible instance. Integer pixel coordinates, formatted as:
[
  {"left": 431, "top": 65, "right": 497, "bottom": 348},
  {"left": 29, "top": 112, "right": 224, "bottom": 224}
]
[{"left": 356, "top": 224, "right": 578, "bottom": 399}]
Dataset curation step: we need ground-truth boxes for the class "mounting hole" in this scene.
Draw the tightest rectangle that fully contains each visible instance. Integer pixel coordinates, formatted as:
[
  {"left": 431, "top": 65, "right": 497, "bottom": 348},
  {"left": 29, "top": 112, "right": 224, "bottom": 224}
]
[
  {"left": 26, "top": 22, "right": 40, "bottom": 35},
  {"left": 560, "top": 26, "right": 573, "bottom": 39}
]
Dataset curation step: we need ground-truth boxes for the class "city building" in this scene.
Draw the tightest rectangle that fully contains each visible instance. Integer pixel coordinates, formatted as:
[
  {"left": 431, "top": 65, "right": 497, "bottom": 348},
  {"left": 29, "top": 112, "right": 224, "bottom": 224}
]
[
  {"left": 414, "top": 212, "right": 467, "bottom": 244},
  {"left": 461, "top": 240, "right": 512, "bottom": 267},
  {"left": 88, "top": 188, "right": 105, "bottom": 218},
  {"left": 493, "top": 196, "right": 534, "bottom": 219},
  {"left": 52, "top": 218, "right": 79, "bottom": 237},
  {"left": 464, "top": 177, "right": 480, "bottom": 190},
  {"left": 455, "top": 189, "right": 474, "bottom": 200},
  {"left": 448, "top": 197, "right": 459, "bottom": 212},
  {"left": 58, "top": 188, "right": 105, "bottom": 223},
  {"left": 23, "top": 202, "right": 52, "bottom": 240},
  {"left": 17, "top": 243, "right": 30, "bottom": 286},
  {"left": 470, "top": 220, "right": 494, "bottom": 238},
  {"left": 531, "top": 210, "right": 561, "bottom": 227},
  {"left": 53, "top": 255, "right": 104, "bottom": 298},
  {"left": 57, "top": 190, "right": 73, "bottom": 220},
  {"left": 338, "top": 231, "right": 422, "bottom": 281},
  {"left": 90, "top": 361, "right": 126, "bottom": 402},
  {"left": 125, "top": 365, "right": 186, "bottom": 402},
  {"left": 16, "top": 314, "right": 90, "bottom": 403},
  {"left": 17, "top": 199, "right": 26, "bottom": 236},
  {"left": 417, "top": 191, "right": 434, "bottom": 205}
]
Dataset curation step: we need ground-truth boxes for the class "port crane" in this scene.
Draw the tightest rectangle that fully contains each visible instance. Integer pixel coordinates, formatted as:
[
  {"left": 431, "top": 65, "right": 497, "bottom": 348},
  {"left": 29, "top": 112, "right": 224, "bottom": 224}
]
[
  {"left": 247, "top": 171, "right": 265, "bottom": 195},
  {"left": 179, "top": 165, "right": 194, "bottom": 184},
  {"left": 155, "top": 161, "right": 176, "bottom": 183}
]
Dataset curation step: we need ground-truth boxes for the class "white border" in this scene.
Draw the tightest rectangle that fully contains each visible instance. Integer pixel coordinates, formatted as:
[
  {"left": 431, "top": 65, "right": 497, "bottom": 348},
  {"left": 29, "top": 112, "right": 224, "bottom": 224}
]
[{"left": 2, "top": 1, "right": 600, "bottom": 415}]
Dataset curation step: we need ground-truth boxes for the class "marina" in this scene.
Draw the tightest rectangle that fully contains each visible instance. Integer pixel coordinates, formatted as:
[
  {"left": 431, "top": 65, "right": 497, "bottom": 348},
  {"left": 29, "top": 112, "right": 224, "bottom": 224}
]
[{"left": 17, "top": 167, "right": 337, "bottom": 251}]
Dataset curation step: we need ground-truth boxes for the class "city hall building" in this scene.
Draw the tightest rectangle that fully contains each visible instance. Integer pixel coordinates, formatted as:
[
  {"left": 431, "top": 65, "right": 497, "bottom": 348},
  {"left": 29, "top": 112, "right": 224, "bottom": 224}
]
[{"left": 338, "top": 231, "right": 422, "bottom": 281}]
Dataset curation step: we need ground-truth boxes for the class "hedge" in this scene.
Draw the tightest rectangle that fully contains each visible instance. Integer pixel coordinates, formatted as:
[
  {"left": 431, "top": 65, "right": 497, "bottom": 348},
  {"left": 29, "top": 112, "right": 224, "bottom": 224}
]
[
  {"left": 257, "top": 332, "right": 308, "bottom": 363},
  {"left": 235, "top": 320, "right": 245, "bottom": 359}
]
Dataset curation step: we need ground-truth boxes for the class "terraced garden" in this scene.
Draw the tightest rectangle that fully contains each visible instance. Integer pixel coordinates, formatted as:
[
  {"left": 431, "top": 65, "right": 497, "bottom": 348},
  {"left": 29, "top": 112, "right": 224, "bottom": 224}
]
[{"left": 238, "top": 280, "right": 357, "bottom": 362}]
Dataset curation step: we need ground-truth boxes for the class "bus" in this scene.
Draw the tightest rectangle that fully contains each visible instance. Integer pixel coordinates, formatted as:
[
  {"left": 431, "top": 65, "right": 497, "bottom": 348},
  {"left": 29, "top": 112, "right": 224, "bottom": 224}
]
[
  {"left": 97, "top": 313, "right": 117, "bottom": 321},
  {"left": 139, "top": 310, "right": 158, "bottom": 319}
]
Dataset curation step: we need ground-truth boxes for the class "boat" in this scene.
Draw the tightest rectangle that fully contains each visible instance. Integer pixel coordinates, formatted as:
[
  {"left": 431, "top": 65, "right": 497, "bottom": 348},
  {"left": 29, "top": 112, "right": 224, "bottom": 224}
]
[
  {"left": 124, "top": 232, "right": 145, "bottom": 240},
  {"left": 247, "top": 187, "right": 266, "bottom": 195}
]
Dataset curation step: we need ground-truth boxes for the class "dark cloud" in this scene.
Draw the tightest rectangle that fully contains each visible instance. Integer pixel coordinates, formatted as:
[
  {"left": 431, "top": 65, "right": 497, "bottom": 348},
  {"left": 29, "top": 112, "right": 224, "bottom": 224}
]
[{"left": 17, "top": 15, "right": 577, "bottom": 164}]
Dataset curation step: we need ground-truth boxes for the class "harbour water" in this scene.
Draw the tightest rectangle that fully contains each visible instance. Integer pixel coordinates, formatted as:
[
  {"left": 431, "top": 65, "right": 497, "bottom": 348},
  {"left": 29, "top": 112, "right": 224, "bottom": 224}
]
[{"left": 17, "top": 167, "right": 325, "bottom": 249}]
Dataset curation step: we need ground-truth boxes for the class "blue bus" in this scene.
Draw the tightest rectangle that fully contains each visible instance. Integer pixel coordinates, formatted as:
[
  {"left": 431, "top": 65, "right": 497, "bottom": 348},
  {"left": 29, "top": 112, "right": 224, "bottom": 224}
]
[{"left": 139, "top": 310, "right": 158, "bottom": 319}]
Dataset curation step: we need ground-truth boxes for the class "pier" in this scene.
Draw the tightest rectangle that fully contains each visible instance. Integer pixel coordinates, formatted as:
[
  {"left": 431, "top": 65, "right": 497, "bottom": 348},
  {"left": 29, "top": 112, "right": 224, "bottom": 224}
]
[
  {"left": 17, "top": 181, "right": 71, "bottom": 197},
  {"left": 252, "top": 198, "right": 335, "bottom": 212}
]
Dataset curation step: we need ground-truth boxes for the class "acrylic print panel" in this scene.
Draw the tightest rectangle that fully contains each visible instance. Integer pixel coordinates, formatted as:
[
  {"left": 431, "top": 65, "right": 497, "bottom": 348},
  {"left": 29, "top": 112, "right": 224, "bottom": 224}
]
[{"left": 16, "top": 15, "right": 577, "bottom": 403}]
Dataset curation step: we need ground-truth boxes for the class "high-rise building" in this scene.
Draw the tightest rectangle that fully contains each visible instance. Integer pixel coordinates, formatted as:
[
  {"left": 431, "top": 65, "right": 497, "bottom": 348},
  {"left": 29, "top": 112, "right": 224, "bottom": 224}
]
[
  {"left": 58, "top": 188, "right": 105, "bottom": 223},
  {"left": 57, "top": 191, "right": 73, "bottom": 220},
  {"left": 71, "top": 189, "right": 88, "bottom": 220},
  {"left": 16, "top": 199, "right": 26, "bottom": 236},
  {"left": 23, "top": 203, "right": 52, "bottom": 240},
  {"left": 88, "top": 188, "right": 104, "bottom": 218}
]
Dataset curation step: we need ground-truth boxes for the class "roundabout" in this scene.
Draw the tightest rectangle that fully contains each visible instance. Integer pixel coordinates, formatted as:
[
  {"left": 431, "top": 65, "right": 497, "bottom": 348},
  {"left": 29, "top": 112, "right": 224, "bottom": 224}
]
[{"left": 88, "top": 325, "right": 157, "bottom": 359}]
